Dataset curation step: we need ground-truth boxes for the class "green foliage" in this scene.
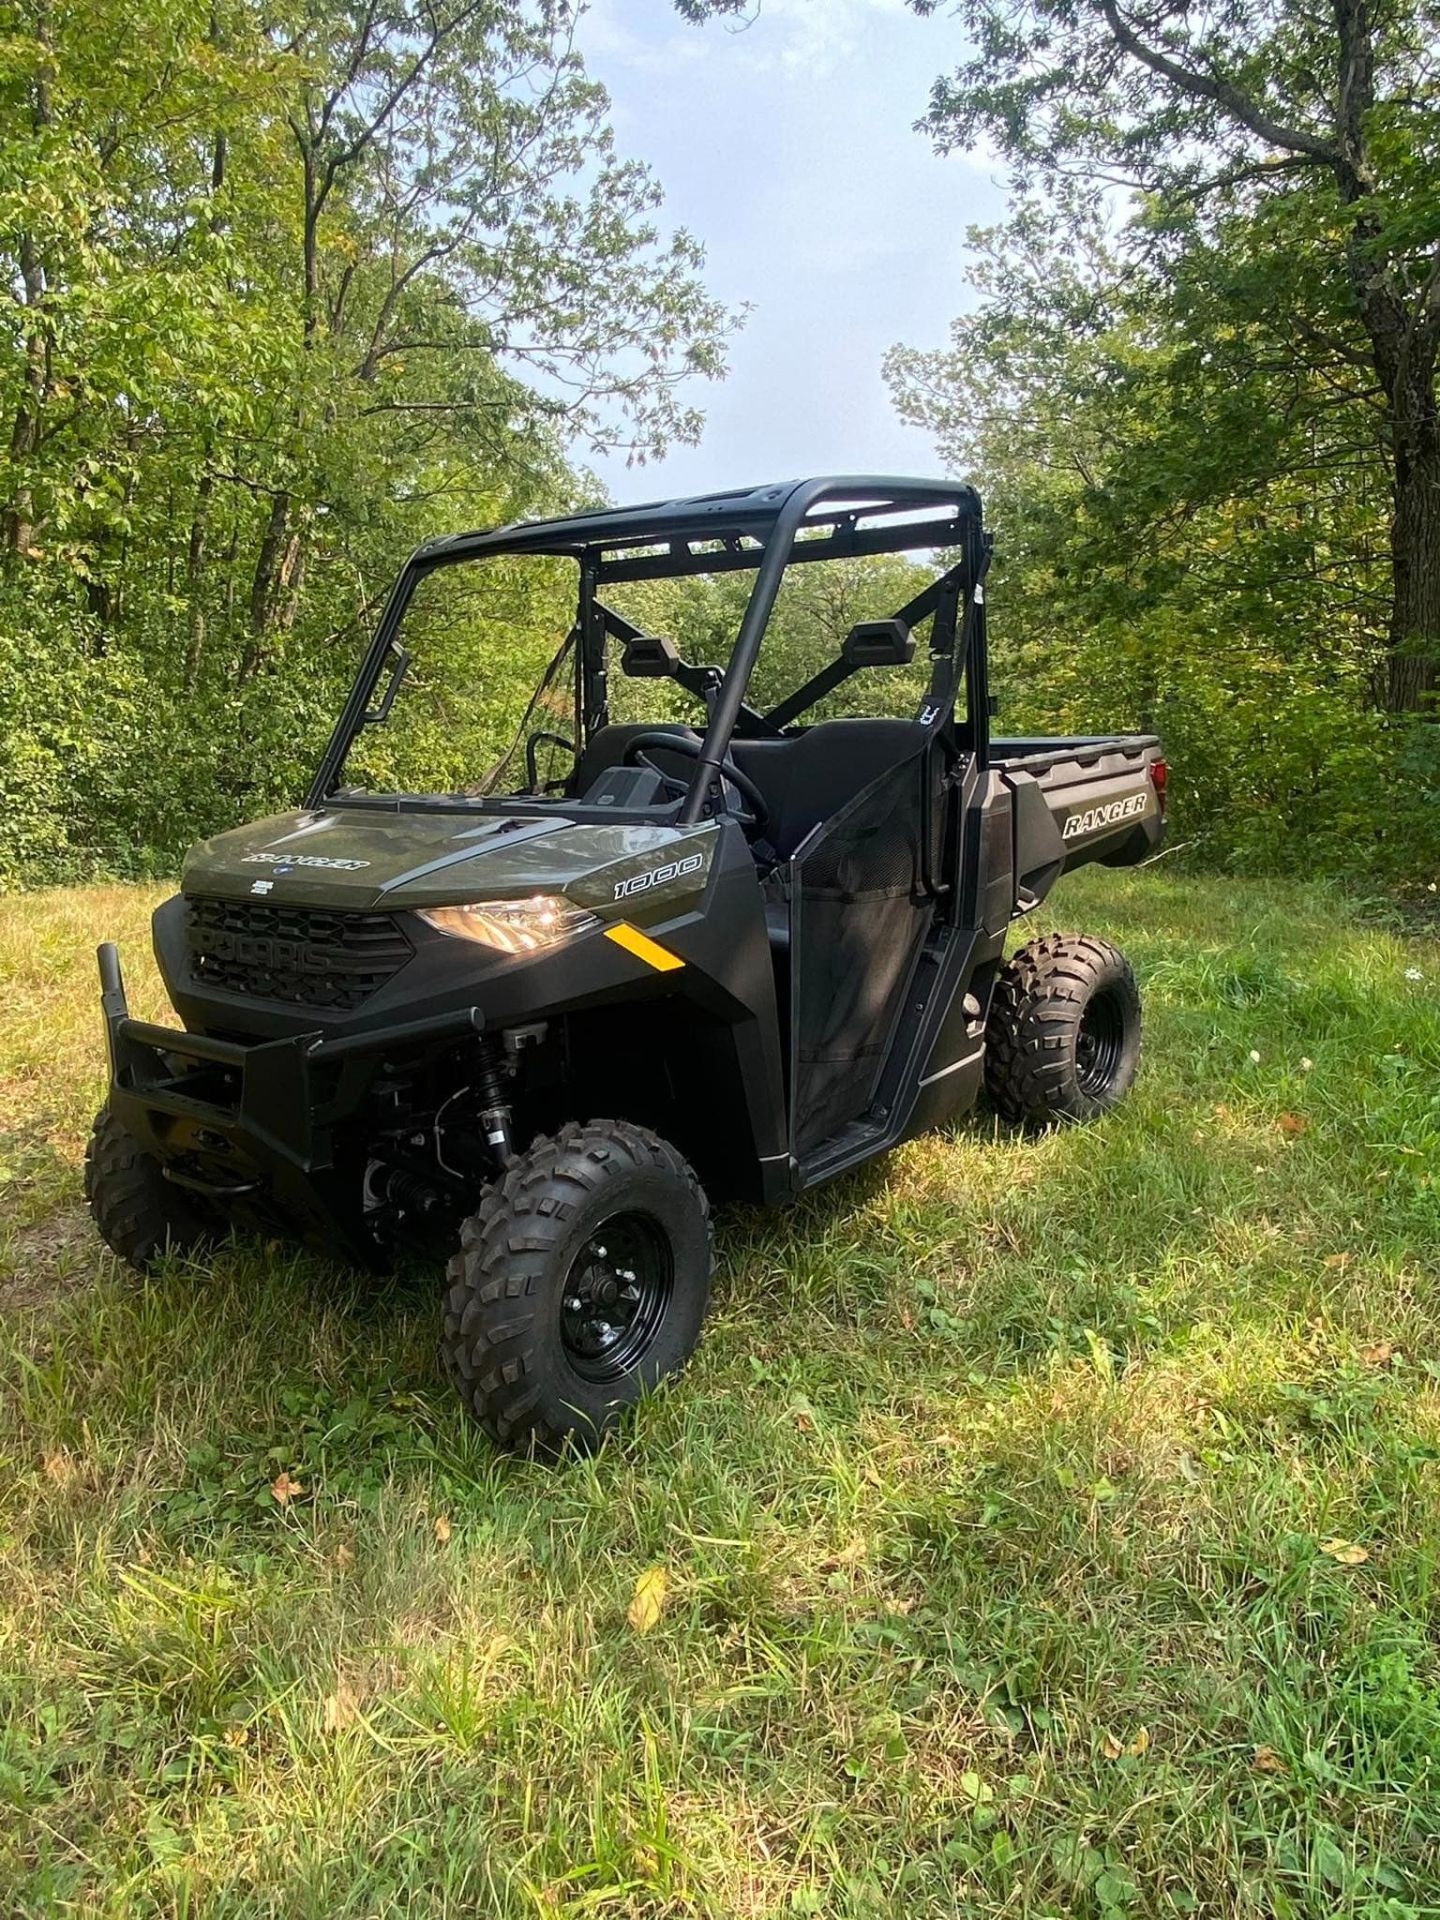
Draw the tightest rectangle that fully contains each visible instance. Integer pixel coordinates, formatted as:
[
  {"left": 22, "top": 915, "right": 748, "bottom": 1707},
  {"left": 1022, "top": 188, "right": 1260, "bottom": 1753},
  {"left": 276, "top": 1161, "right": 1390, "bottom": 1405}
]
[
  {"left": 677, "top": 0, "right": 1440, "bottom": 881},
  {"left": 0, "top": 0, "right": 737, "bottom": 886},
  {"left": 887, "top": 187, "right": 1440, "bottom": 883},
  {"left": 344, "top": 555, "right": 578, "bottom": 795},
  {"left": 876, "top": 0, "right": 1440, "bottom": 879}
]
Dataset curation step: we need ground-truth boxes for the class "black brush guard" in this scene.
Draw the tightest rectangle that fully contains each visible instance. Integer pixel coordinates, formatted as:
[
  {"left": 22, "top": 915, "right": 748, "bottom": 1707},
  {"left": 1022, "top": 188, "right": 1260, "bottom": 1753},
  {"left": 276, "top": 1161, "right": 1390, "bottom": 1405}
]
[{"left": 98, "top": 942, "right": 483, "bottom": 1262}]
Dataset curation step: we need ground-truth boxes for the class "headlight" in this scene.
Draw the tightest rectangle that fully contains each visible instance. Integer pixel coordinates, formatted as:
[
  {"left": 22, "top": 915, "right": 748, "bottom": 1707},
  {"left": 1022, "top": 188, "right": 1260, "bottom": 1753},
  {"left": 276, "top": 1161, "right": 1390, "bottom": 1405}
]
[{"left": 416, "top": 894, "right": 598, "bottom": 953}]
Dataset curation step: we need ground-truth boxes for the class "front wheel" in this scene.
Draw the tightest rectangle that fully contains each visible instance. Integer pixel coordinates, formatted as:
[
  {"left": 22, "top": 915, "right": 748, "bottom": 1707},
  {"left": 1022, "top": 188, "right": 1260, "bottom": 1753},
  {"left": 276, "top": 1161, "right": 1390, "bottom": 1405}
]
[
  {"left": 440, "top": 1120, "right": 713, "bottom": 1456},
  {"left": 84, "top": 1103, "right": 217, "bottom": 1268},
  {"left": 984, "top": 933, "right": 1142, "bottom": 1127}
]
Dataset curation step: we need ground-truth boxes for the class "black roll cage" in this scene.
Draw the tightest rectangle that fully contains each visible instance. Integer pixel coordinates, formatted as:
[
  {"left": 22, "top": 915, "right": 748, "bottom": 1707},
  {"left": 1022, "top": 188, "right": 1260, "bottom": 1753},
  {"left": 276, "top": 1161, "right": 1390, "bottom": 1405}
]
[{"left": 307, "top": 476, "right": 992, "bottom": 819}]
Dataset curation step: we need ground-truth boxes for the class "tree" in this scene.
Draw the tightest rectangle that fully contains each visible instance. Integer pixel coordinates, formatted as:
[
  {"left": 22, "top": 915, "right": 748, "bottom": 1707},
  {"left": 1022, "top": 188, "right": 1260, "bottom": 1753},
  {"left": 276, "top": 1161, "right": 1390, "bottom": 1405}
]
[
  {"left": 0, "top": 0, "right": 736, "bottom": 883},
  {"left": 676, "top": 0, "right": 1439, "bottom": 709},
  {"left": 885, "top": 198, "right": 1440, "bottom": 879},
  {"left": 904, "top": 0, "right": 1440, "bottom": 715},
  {"left": 237, "top": 0, "right": 732, "bottom": 650}
]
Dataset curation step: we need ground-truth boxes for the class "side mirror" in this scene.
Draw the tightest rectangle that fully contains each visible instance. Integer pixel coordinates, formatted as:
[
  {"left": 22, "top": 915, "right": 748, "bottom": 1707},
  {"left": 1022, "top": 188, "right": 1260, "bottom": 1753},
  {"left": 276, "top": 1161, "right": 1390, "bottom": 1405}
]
[
  {"left": 842, "top": 619, "right": 914, "bottom": 667},
  {"left": 622, "top": 633, "right": 680, "bottom": 678}
]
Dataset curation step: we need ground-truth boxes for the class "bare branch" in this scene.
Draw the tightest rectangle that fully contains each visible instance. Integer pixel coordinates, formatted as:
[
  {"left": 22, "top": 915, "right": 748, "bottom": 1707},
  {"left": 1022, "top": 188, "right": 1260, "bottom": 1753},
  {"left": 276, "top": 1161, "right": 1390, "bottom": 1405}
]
[
  {"left": 1098, "top": 0, "right": 1348, "bottom": 179},
  {"left": 1168, "top": 152, "right": 1315, "bottom": 204}
]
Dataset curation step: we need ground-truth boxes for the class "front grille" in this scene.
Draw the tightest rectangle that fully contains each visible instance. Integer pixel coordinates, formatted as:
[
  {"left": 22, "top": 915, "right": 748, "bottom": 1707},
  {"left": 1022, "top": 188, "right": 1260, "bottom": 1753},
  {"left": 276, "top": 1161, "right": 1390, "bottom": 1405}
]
[{"left": 185, "top": 897, "right": 414, "bottom": 1011}]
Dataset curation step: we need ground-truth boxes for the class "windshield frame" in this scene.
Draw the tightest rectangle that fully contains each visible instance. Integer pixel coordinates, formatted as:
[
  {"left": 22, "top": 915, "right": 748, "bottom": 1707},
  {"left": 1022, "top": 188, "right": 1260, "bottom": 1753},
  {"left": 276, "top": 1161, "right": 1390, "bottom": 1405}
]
[{"left": 306, "top": 476, "right": 985, "bottom": 819}]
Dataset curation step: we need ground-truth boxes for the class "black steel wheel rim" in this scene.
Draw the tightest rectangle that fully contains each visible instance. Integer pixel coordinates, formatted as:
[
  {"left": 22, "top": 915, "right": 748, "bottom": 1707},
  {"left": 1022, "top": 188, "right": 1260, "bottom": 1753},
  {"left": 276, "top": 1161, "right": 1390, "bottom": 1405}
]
[
  {"left": 1075, "top": 984, "right": 1126, "bottom": 1095},
  {"left": 560, "top": 1212, "right": 674, "bottom": 1383}
]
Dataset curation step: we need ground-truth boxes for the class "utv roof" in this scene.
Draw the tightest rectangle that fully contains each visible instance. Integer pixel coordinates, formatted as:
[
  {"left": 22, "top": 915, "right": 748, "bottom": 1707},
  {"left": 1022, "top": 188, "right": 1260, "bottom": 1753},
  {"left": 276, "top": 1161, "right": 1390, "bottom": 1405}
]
[{"left": 419, "top": 476, "right": 982, "bottom": 583}]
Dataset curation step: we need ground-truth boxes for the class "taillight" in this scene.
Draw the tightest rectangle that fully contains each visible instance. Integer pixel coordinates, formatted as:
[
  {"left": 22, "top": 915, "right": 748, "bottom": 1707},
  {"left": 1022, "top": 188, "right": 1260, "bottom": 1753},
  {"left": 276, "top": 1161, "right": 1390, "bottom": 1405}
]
[{"left": 1149, "top": 757, "right": 1168, "bottom": 817}]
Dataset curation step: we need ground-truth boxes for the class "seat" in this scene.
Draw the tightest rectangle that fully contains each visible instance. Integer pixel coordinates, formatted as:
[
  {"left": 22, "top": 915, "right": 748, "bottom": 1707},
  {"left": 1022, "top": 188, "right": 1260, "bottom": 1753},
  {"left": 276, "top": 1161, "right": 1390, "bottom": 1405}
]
[
  {"left": 729, "top": 717, "right": 925, "bottom": 860},
  {"left": 573, "top": 716, "right": 928, "bottom": 869}
]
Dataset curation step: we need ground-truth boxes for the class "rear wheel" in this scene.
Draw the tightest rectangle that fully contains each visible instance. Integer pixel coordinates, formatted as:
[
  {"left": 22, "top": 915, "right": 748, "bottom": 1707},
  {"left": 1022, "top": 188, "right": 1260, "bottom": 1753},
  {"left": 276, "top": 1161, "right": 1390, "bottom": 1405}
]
[
  {"left": 441, "top": 1120, "right": 712, "bottom": 1456},
  {"left": 984, "top": 933, "right": 1142, "bottom": 1127},
  {"left": 84, "top": 1103, "right": 217, "bottom": 1269}
]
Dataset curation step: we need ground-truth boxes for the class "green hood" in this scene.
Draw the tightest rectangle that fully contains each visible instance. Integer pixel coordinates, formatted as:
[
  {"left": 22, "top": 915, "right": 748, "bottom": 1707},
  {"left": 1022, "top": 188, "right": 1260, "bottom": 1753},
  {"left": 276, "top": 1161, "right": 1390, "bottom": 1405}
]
[{"left": 182, "top": 806, "right": 719, "bottom": 913}]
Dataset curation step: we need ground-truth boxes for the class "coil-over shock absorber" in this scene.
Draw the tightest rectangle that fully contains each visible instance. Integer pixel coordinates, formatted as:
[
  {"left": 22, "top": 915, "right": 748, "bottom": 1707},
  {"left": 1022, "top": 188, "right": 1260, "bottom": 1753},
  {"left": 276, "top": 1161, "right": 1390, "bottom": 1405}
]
[{"left": 474, "top": 1035, "right": 514, "bottom": 1167}]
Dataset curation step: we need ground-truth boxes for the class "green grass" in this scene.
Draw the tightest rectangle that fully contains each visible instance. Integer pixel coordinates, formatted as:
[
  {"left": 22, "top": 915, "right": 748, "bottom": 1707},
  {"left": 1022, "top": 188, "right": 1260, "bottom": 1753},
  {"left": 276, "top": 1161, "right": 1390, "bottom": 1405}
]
[{"left": 1, "top": 870, "right": 1439, "bottom": 1917}]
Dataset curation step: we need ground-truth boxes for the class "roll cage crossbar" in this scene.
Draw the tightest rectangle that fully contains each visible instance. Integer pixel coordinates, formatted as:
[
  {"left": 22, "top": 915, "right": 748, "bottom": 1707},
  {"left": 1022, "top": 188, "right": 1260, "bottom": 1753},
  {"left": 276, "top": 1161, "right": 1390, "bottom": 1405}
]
[{"left": 308, "top": 476, "right": 991, "bottom": 817}]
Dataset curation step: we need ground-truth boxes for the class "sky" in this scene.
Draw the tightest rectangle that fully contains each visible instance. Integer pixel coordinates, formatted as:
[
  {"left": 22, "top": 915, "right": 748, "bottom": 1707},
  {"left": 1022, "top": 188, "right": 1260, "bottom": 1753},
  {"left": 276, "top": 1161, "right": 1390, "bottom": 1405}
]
[{"left": 573, "top": 0, "right": 1008, "bottom": 502}]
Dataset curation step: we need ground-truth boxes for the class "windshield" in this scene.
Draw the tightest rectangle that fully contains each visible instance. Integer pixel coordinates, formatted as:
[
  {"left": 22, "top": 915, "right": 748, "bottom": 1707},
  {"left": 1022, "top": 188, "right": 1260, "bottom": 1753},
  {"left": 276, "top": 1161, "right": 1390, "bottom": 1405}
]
[
  {"left": 338, "top": 553, "right": 579, "bottom": 799},
  {"left": 600, "top": 548, "right": 939, "bottom": 725},
  {"left": 332, "top": 535, "right": 947, "bottom": 807}
]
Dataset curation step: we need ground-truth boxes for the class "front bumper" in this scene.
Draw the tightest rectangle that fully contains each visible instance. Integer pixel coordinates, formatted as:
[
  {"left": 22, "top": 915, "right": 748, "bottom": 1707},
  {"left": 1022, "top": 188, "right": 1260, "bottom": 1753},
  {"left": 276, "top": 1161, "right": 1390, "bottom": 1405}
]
[{"left": 98, "top": 942, "right": 483, "bottom": 1261}]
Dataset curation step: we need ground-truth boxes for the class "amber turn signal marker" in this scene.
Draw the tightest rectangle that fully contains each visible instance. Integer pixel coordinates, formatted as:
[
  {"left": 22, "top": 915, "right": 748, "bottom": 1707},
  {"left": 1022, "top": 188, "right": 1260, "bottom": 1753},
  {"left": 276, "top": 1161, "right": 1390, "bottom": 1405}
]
[{"left": 604, "top": 923, "right": 684, "bottom": 972}]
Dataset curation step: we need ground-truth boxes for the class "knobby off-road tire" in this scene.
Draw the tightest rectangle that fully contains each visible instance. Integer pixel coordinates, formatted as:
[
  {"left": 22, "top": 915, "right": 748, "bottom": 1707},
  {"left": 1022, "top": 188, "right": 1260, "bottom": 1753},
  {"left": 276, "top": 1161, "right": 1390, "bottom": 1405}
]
[
  {"left": 984, "top": 933, "right": 1142, "bottom": 1128},
  {"left": 441, "top": 1120, "right": 713, "bottom": 1457},
  {"left": 84, "top": 1102, "right": 216, "bottom": 1269}
]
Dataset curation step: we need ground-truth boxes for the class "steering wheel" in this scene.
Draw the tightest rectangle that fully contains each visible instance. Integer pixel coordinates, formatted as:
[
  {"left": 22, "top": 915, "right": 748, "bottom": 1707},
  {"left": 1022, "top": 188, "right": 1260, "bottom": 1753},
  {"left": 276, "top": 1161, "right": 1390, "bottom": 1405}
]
[{"left": 621, "top": 730, "right": 773, "bottom": 838}]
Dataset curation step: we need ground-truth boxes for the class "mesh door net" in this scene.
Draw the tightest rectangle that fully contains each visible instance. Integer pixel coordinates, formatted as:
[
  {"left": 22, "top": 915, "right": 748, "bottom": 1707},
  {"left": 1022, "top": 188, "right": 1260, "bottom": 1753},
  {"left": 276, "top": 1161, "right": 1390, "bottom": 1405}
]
[{"left": 790, "top": 752, "right": 936, "bottom": 1155}]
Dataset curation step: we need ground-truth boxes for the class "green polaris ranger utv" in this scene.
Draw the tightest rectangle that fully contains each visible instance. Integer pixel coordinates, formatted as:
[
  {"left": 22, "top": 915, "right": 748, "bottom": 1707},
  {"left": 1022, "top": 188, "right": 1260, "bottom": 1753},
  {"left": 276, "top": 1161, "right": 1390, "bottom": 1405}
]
[{"left": 87, "top": 477, "right": 1165, "bottom": 1454}]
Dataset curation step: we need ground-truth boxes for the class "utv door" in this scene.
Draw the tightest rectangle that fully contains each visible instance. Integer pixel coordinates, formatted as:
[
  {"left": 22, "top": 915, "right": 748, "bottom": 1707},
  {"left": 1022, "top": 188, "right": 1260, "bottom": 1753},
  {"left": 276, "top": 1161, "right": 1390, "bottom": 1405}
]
[{"left": 787, "top": 743, "right": 946, "bottom": 1161}]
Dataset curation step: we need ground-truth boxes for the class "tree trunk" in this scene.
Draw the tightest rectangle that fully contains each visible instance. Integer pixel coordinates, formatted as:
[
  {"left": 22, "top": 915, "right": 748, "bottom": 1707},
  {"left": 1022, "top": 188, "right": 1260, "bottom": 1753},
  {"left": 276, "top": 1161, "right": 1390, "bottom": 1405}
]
[
  {"left": 1345, "top": 199, "right": 1440, "bottom": 715},
  {"left": 85, "top": 570, "right": 114, "bottom": 631},
  {"left": 222, "top": 523, "right": 238, "bottom": 631},
  {"left": 242, "top": 493, "right": 311, "bottom": 675},
  {"left": 246, "top": 490, "right": 290, "bottom": 650},
  {"left": 4, "top": 233, "right": 46, "bottom": 555},
  {"left": 5, "top": 13, "right": 52, "bottom": 554},
  {"left": 275, "top": 526, "right": 306, "bottom": 632},
  {"left": 1384, "top": 366, "right": 1440, "bottom": 713},
  {"left": 185, "top": 469, "right": 214, "bottom": 682}
]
